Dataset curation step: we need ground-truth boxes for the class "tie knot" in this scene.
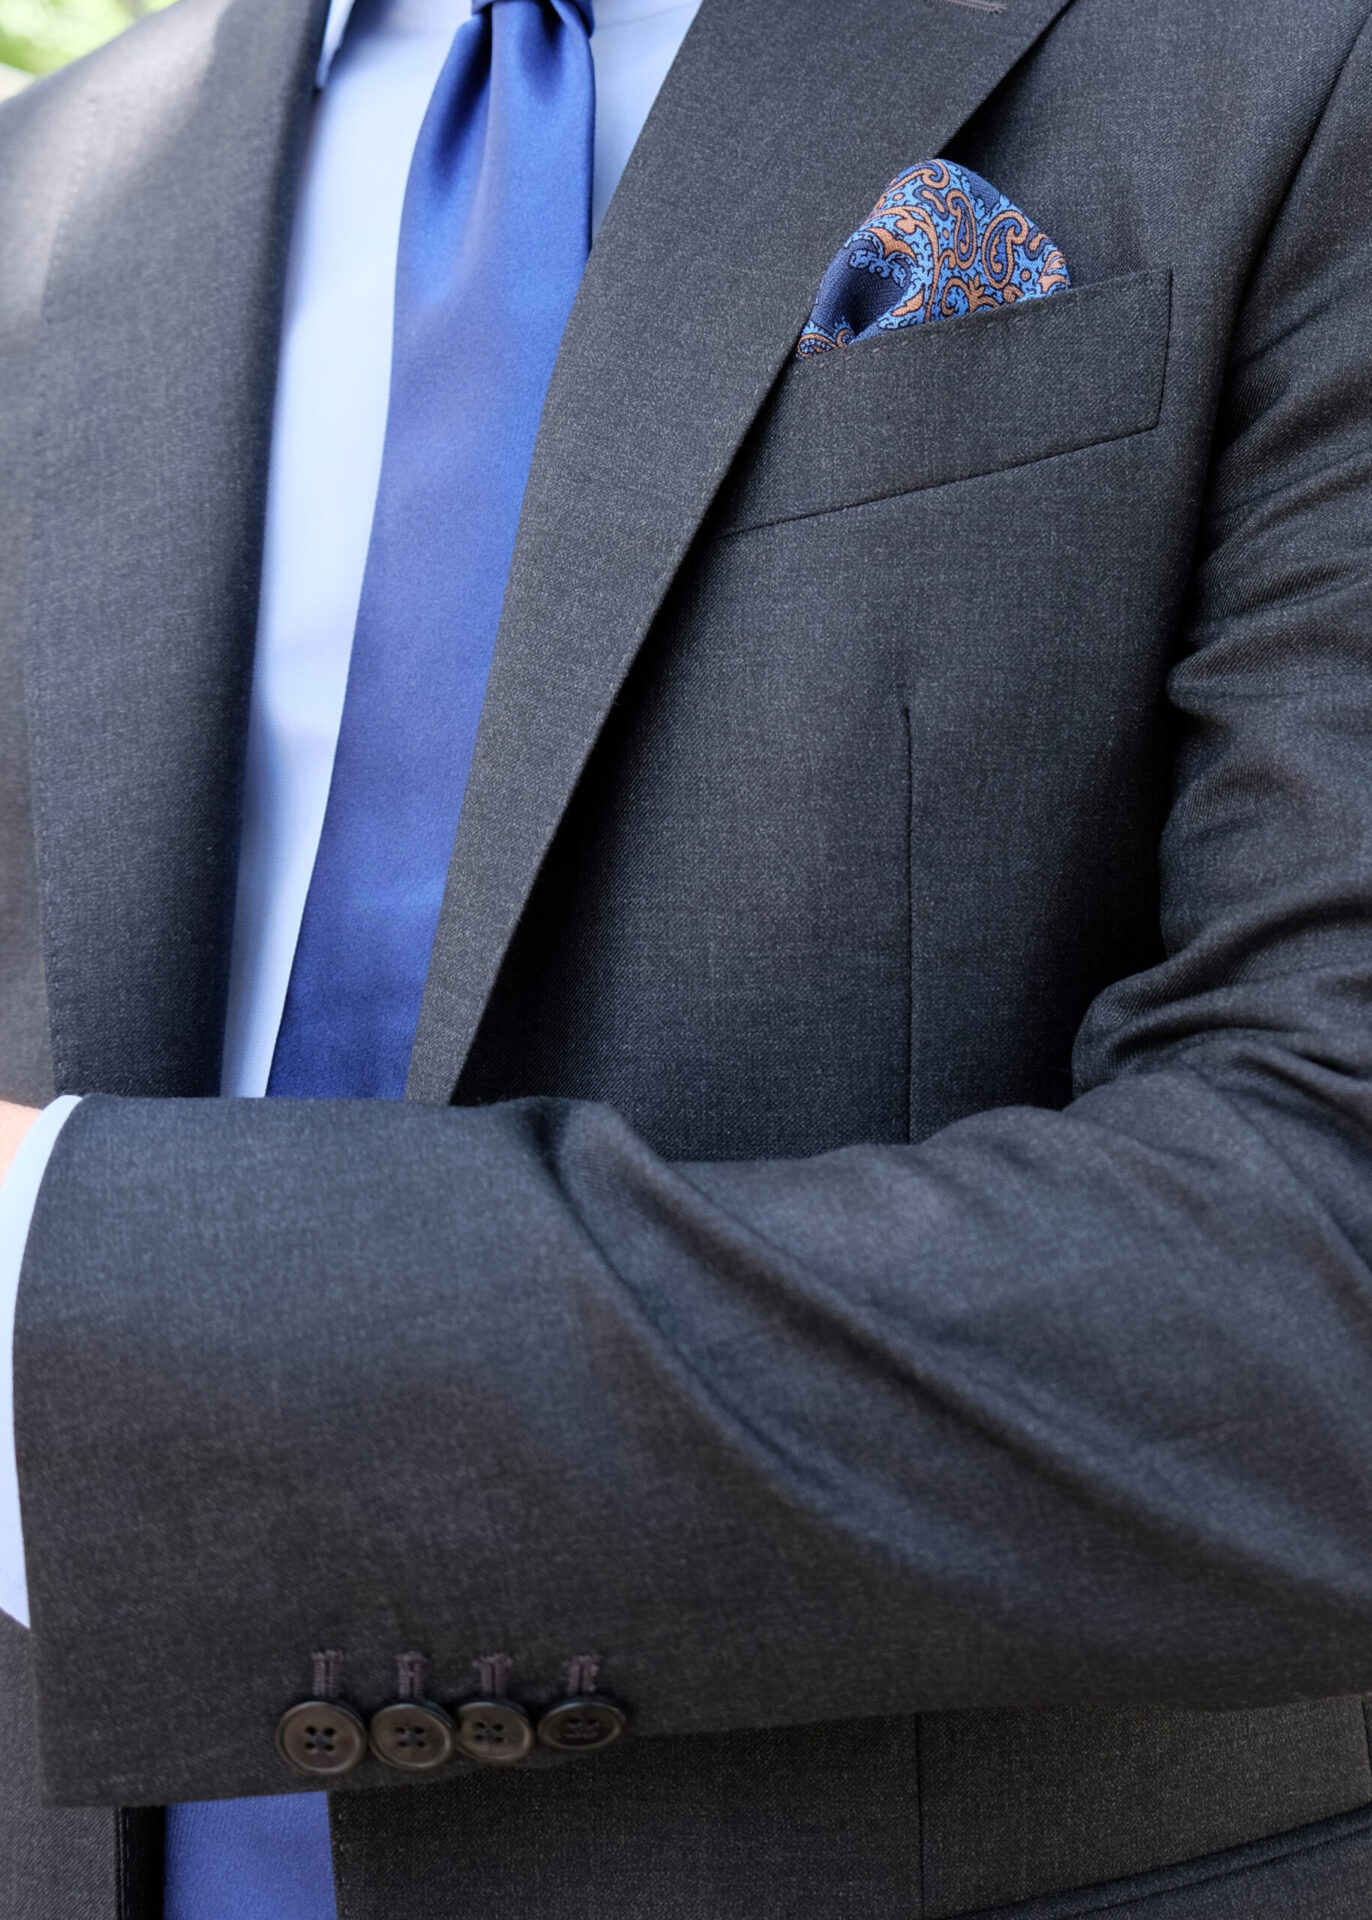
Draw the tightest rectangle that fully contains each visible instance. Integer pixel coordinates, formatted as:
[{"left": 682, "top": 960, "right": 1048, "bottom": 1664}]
[{"left": 472, "top": 0, "right": 594, "bottom": 27}]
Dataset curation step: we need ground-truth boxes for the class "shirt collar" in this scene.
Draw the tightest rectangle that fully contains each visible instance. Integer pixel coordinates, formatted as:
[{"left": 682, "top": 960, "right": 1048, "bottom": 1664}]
[
  {"left": 317, "top": 0, "right": 695, "bottom": 90},
  {"left": 317, "top": 0, "right": 359, "bottom": 87}
]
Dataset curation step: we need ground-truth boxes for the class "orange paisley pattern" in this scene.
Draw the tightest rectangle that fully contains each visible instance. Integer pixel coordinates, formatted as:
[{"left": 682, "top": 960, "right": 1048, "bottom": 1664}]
[{"left": 798, "top": 160, "right": 1070, "bottom": 355}]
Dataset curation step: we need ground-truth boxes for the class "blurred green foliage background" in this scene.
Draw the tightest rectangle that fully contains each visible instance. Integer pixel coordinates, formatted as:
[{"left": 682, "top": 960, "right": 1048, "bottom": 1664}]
[{"left": 0, "top": 0, "right": 175, "bottom": 94}]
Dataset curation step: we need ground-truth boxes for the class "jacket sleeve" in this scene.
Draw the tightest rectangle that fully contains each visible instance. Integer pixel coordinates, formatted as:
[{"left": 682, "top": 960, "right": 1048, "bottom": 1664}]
[{"left": 17, "top": 19, "right": 1372, "bottom": 1811}]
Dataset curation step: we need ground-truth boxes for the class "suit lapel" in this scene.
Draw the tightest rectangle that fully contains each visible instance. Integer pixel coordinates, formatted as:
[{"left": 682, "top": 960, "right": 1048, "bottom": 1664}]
[
  {"left": 409, "top": 0, "right": 1082, "bottom": 1101},
  {"left": 27, "top": 0, "right": 326, "bottom": 1096}
]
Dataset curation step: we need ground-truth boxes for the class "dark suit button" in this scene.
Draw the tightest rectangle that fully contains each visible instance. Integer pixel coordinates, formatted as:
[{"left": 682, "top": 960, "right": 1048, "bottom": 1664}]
[
  {"left": 370, "top": 1701, "right": 455, "bottom": 1771},
  {"left": 276, "top": 1699, "right": 367, "bottom": 1777},
  {"left": 454, "top": 1697, "right": 534, "bottom": 1763},
  {"left": 537, "top": 1696, "right": 627, "bottom": 1753}
]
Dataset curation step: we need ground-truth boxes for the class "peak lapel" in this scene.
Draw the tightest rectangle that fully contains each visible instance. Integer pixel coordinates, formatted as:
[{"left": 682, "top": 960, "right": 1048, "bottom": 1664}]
[
  {"left": 409, "top": 0, "right": 1082, "bottom": 1101},
  {"left": 26, "top": 0, "right": 326, "bottom": 1095}
]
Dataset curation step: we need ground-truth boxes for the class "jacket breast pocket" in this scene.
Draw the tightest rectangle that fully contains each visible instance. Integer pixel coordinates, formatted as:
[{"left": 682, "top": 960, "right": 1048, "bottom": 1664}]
[{"left": 713, "top": 267, "right": 1173, "bottom": 535}]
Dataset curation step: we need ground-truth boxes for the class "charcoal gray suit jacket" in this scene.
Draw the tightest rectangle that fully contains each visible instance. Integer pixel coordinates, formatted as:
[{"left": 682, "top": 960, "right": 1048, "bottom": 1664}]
[{"left": 6, "top": 0, "right": 1372, "bottom": 1915}]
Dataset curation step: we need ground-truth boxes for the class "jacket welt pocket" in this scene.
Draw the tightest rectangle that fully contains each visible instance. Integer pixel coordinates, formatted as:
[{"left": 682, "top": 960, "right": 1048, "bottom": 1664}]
[{"left": 714, "top": 266, "right": 1173, "bottom": 535}]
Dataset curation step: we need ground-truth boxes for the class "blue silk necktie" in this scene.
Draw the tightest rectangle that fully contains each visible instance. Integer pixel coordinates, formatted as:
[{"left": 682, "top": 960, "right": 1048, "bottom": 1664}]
[
  {"left": 166, "top": 7, "right": 597, "bottom": 1918},
  {"left": 269, "top": 0, "right": 596, "bottom": 1100}
]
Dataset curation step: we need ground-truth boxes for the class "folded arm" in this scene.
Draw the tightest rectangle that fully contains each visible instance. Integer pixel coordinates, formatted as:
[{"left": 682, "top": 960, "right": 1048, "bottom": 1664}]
[{"left": 17, "top": 7, "right": 1372, "bottom": 1814}]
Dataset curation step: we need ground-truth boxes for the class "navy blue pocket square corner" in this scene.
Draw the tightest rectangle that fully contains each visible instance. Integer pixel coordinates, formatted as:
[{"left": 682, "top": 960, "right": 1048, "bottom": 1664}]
[{"left": 799, "top": 160, "right": 1070, "bottom": 357}]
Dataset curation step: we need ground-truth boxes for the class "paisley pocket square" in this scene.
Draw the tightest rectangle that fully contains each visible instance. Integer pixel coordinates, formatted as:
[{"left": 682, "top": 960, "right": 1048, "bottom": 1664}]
[{"left": 798, "top": 159, "right": 1070, "bottom": 356}]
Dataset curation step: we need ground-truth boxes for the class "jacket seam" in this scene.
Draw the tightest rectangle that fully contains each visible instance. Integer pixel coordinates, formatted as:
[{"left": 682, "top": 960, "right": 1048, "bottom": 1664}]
[{"left": 1224, "top": 0, "right": 1372, "bottom": 380}]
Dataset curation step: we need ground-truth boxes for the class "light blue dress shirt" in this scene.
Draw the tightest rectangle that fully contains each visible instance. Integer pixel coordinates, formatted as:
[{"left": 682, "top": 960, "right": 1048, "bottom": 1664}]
[{"left": 0, "top": 0, "right": 700, "bottom": 1640}]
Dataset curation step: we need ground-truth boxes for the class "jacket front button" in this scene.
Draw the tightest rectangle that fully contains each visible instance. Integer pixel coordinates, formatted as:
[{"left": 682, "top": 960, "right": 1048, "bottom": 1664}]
[
  {"left": 454, "top": 1697, "right": 534, "bottom": 1763},
  {"left": 537, "top": 1696, "right": 627, "bottom": 1753},
  {"left": 276, "top": 1700, "right": 368, "bottom": 1777},
  {"left": 370, "top": 1701, "right": 455, "bottom": 1771}
]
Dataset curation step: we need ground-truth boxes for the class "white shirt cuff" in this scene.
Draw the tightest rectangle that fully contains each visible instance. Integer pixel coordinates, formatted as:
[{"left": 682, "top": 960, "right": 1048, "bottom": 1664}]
[{"left": 0, "top": 1095, "right": 82, "bottom": 1629}]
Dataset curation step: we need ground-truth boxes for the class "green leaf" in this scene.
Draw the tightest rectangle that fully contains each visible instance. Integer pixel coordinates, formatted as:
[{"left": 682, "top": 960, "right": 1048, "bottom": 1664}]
[{"left": 0, "top": 0, "right": 177, "bottom": 78}]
